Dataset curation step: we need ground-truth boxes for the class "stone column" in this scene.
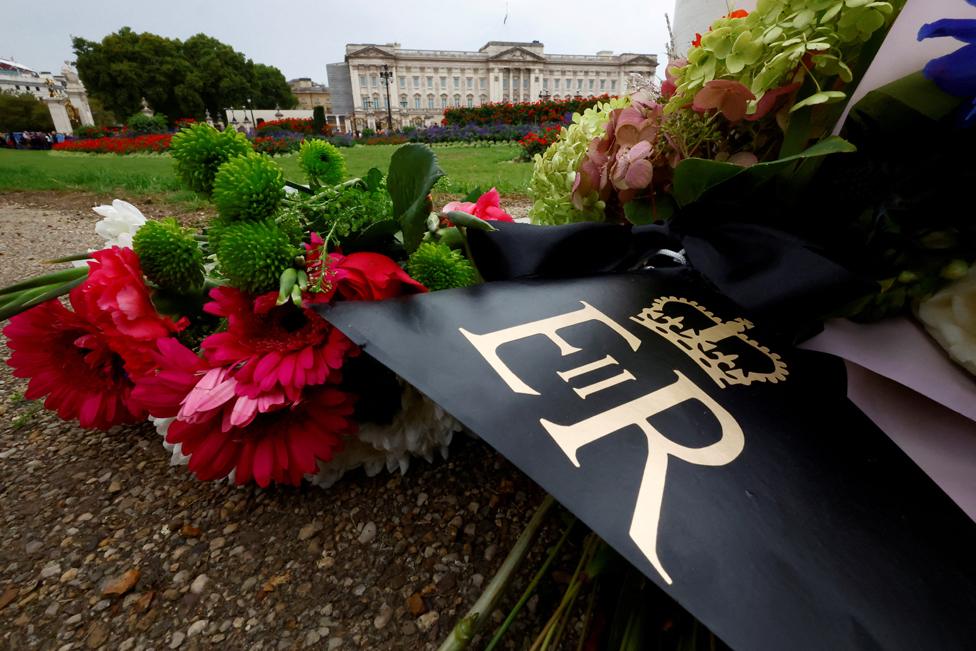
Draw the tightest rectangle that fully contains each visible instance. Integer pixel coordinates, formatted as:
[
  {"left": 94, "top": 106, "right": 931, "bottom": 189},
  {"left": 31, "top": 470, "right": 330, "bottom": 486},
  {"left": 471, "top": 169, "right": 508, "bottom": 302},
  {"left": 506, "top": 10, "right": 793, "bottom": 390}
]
[{"left": 44, "top": 97, "right": 73, "bottom": 134}]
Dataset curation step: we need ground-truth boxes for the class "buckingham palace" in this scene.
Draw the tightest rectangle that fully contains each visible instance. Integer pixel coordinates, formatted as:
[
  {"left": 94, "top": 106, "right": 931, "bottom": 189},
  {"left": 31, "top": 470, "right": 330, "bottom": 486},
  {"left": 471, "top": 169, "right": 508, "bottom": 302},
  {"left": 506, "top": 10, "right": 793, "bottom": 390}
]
[{"left": 326, "top": 41, "right": 658, "bottom": 131}]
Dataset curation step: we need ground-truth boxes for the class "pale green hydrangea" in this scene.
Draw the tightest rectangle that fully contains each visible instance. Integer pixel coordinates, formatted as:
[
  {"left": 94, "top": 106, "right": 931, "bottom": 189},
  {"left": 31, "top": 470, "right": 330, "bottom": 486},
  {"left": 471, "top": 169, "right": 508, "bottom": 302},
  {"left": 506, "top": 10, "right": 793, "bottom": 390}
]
[{"left": 527, "top": 96, "right": 630, "bottom": 225}]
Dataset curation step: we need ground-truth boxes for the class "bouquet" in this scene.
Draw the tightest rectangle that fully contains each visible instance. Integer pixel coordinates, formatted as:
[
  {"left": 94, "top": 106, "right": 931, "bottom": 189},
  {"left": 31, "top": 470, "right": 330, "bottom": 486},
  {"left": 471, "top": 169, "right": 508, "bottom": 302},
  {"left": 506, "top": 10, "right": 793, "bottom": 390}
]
[{"left": 0, "top": 127, "right": 514, "bottom": 489}]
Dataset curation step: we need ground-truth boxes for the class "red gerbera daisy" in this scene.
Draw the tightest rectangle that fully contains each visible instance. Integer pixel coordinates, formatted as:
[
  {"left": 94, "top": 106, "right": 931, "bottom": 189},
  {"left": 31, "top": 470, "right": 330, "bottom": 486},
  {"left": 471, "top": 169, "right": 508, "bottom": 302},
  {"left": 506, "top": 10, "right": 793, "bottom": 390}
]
[
  {"left": 4, "top": 298, "right": 147, "bottom": 430},
  {"left": 132, "top": 338, "right": 356, "bottom": 487},
  {"left": 201, "top": 286, "right": 358, "bottom": 405},
  {"left": 166, "top": 386, "right": 356, "bottom": 486}
]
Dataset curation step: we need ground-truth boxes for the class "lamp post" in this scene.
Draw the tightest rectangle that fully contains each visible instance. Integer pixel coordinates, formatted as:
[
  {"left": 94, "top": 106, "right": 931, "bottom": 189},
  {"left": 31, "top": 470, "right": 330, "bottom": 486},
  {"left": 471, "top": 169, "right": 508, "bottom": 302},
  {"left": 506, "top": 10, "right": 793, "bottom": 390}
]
[
  {"left": 379, "top": 64, "right": 394, "bottom": 132},
  {"left": 247, "top": 98, "right": 256, "bottom": 125}
]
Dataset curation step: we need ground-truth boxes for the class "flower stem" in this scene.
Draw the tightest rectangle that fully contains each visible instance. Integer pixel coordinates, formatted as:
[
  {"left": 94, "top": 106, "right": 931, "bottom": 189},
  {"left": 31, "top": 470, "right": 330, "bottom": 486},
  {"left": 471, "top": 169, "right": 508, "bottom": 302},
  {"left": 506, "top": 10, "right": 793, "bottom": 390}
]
[
  {"left": 484, "top": 518, "right": 576, "bottom": 651},
  {"left": 438, "top": 494, "right": 556, "bottom": 651}
]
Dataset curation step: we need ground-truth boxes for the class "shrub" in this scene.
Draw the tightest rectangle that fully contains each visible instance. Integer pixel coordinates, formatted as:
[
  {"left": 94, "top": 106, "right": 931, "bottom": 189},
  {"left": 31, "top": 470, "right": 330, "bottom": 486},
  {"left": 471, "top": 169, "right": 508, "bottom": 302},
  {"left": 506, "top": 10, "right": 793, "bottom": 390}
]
[
  {"left": 518, "top": 126, "right": 561, "bottom": 160},
  {"left": 126, "top": 112, "right": 169, "bottom": 134},
  {"left": 253, "top": 135, "right": 301, "bottom": 155},
  {"left": 443, "top": 95, "right": 612, "bottom": 126}
]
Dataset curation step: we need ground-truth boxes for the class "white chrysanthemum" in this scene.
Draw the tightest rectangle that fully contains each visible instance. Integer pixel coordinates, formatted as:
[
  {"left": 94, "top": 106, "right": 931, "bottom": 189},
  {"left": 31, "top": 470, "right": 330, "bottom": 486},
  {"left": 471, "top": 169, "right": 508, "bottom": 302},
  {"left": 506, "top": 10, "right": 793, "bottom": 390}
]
[
  {"left": 918, "top": 266, "right": 976, "bottom": 376},
  {"left": 92, "top": 199, "right": 147, "bottom": 248},
  {"left": 307, "top": 381, "right": 462, "bottom": 488},
  {"left": 150, "top": 417, "right": 190, "bottom": 467}
]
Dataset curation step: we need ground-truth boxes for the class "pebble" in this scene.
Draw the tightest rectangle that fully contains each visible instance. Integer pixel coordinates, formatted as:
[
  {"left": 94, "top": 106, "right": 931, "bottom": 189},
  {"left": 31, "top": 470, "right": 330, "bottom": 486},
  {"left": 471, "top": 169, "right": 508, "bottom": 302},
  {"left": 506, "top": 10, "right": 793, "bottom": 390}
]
[
  {"left": 86, "top": 621, "right": 109, "bottom": 648},
  {"left": 417, "top": 611, "right": 440, "bottom": 633},
  {"left": 77, "top": 513, "right": 93, "bottom": 522},
  {"left": 471, "top": 574, "right": 484, "bottom": 588},
  {"left": 416, "top": 493, "right": 428, "bottom": 507},
  {"left": 108, "top": 481, "right": 122, "bottom": 493},
  {"left": 373, "top": 604, "right": 393, "bottom": 630},
  {"left": 187, "top": 619, "right": 208, "bottom": 636},
  {"left": 25, "top": 540, "right": 43, "bottom": 554},
  {"left": 65, "top": 613, "right": 83, "bottom": 626},
  {"left": 40, "top": 562, "right": 61, "bottom": 579},
  {"left": 401, "top": 621, "right": 417, "bottom": 636},
  {"left": 298, "top": 521, "right": 323, "bottom": 541},
  {"left": 305, "top": 631, "right": 321, "bottom": 646},
  {"left": 327, "top": 639, "right": 343, "bottom": 651},
  {"left": 172, "top": 570, "right": 189, "bottom": 585},
  {"left": 190, "top": 574, "right": 208, "bottom": 594},
  {"left": 60, "top": 567, "right": 79, "bottom": 583},
  {"left": 484, "top": 544, "right": 497, "bottom": 561},
  {"left": 209, "top": 537, "right": 225, "bottom": 551},
  {"left": 357, "top": 521, "right": 377, "bottom": 544},
  {"left": 119, "top": 638, "right": 136, "bottom": 651},
  {"left": 169, "top": 631, "right": 185, "bottom": 648}
]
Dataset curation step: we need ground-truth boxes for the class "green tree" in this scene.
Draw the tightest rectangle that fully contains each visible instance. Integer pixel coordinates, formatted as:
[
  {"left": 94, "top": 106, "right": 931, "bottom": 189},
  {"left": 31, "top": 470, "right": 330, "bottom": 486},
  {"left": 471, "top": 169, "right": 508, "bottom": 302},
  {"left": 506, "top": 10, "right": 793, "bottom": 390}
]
[
  {"left": 87, "top": 97, "right": 117, "bottom": 126},
  {"left": 0, "top": 92, "right": 55, "bottom": 131},
  {"left": 249, "top": 63, "right": 297, "bottom": 110},
  {"left": 73, "top": 28, "right": 193, "bottom": 122},
  {"left": 312, "top": 105, "right": 326, "bottom": 134},
  {"left": 73, "top": 28, "right": 297, "bottom": 123}
]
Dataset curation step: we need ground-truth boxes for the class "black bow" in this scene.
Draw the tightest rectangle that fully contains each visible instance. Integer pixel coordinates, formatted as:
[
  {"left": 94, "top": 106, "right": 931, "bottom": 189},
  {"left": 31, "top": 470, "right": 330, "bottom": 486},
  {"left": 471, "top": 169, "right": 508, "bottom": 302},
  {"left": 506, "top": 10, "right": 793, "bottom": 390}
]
[{"left": 468, "top": 220, "right": 875, "bottom": 342}]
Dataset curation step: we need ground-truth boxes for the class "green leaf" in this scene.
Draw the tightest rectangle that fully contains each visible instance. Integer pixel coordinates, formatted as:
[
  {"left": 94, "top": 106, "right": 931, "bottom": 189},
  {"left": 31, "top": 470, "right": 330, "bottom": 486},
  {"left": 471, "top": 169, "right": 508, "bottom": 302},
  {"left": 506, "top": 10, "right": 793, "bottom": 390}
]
[
  {"left": 461, "top": 186, "right": 483, "bottom": 203},
  {"left": 364, "top": 167, "right": 384, "bottom": 193},
  {"left": 387, "top": 144, "right": 445, "bottom": 254},
  {"left": 0, "top": 266, "right": 89, "bottom": 296},
  {"left": 444, "top": 210, "right": 496, "bottom": 232},
  {"left": 623, "top": 199, "right": 655, "bottom": 225},
  {"left": 790, "top": 90, "right": 847, "bottom": 112},
  {"left": 672, "top": 136, "right": 856, "bottom": 207}
]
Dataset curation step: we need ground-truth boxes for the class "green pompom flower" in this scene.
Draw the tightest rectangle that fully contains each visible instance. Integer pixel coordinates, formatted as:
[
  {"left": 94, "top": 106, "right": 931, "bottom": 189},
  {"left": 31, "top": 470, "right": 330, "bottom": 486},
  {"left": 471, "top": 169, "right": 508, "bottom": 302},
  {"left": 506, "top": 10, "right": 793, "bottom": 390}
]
[
  {"left": 216, "top": 219, "right": 297, "bottom": 293},
  {"left": 406, "top": 242, "right": 478, "bottom": 292},
  {"left": 170, "top": 123, "right": 253, "bottom": 194},
  {"left": 212, "top": 153, "right": 285, "bottom": 221},
  {"left": 132, "top": 218, "right": 205, "bottom": 292},
  {"left": 298, "top": 139, "right": 347, "bottom": 188},
  {"left": 528, "top": 96, "right": 629, "bottom": 225}
]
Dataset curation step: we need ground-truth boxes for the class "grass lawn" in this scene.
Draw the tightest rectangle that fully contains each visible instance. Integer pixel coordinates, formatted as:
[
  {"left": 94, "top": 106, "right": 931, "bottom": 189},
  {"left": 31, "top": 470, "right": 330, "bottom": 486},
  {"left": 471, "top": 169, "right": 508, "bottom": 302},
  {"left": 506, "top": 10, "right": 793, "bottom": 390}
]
[{"left": 0, "top": 143, "right": 533, "bottom": 204}]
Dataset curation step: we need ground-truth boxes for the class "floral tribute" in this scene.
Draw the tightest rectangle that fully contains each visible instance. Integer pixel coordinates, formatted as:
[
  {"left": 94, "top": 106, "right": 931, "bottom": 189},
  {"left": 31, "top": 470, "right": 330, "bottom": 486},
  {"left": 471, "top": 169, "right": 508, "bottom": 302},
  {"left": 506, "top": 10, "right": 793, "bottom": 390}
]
[{"left": 2, "top": 128, "right": 511, "bottom": 488}]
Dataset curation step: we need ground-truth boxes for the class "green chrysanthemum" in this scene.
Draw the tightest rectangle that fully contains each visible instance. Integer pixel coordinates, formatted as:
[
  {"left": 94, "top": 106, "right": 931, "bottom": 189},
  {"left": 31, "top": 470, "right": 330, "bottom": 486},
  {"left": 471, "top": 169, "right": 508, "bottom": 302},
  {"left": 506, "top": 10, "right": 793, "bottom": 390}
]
[
  {"left": 216, "top": 219, "right": 297, "bottom": 293},
  {"left": 298, "top": 139, "right": 347, "bottom": 188},
  {"left": 170, "top": 123, "right": 252, "bottom": 194},
  {"left": 212, "top": 153, "right": 285, "bottom": 221},
  {"left": 528, "top": 96, "right": 630, "bottom": 226},
  {"left": 406, "top": 242, "right": 478, "bottom": 292},
  {"left": 132, "top": 218, "right": 205, "bottom": 292}
]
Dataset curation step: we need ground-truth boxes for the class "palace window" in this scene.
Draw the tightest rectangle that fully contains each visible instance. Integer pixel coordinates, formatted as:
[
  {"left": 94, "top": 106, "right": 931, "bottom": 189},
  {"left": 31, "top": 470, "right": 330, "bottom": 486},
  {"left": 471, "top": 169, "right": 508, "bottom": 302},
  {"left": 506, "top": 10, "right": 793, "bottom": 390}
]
[
  {"left": 361, "top": 95, "right": 370, "bottom": 108},
  {"left": 359, "top": 75, "right": 367, "bottom": 87},
  {"left": 441, "top": 94, "right": 448, "bottom": 108},
  {"left": 577, "top": 79, "right": 583, "bottom": 90},
  {"left": 414, "top": 95, "right": 421, "bottom": 109},
  {"left": 454, "top": 94, "right": 461, "bottom": 107},
  {"left": 480, "top": 78, "right": 487, "bottom": 89},
  {"left": 554, "top": 79, "right": 560, "bottom": 90},
  {"left": 440, "top": 76, "right": 447, "bottom": 87},
  {"left": 600, "top": 79, "right": 606, "bottom": 90},
  {"left": 543, "top": 78, "right": 549, "bottom": 90},
  {"left": 428, "top": 95, "right": 435, "bottom": 109},
  {"left": 467, "top": 95, "right": 474, "bottom": 108},
  {"left": 479, "top": 94, "right": 488, "bottom": 105},
  {"left": 413, "top": 76, "right": 420, "bottom": 87},
  {"left": 399, "top": 77, "right": 405, "bottom": 88},
  {"left": 370, "top": 75, "right": 377, "bottom": 87},
  {"left": 453, "top": 76, "right": 460, "bottom": 89},
  {"left": 611, "top": 80, "right": 617, "bottom": 90},
  {"left": 589, "top": 79, "right": 594, "bottom": 90},
  {"left": 467, "top": 77, "right": 473, "bottom": 89},
  {"left": 523, "top": 77, "right": 529, "bottom": 88},
  {"left": 400, "top": 94, "right": 408, "bottom": 107},
  {"left": 427, "top": 76, "right": 433, "bottom": 88}
]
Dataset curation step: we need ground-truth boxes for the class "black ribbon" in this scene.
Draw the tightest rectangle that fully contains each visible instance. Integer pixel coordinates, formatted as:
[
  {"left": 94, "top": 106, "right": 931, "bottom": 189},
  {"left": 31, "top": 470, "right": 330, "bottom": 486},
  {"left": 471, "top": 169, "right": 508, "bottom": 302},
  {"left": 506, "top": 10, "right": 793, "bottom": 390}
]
[{"left": 468, "top": 221, "right": 875, "bottom": 341}]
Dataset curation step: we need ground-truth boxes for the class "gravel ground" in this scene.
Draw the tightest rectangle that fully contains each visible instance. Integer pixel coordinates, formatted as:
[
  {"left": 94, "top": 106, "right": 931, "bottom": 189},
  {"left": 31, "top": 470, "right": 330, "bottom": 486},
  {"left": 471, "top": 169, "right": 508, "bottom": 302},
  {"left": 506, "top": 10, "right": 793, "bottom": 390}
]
[{"left": 0, "top": 195, "right": 553, "bottom": 651}]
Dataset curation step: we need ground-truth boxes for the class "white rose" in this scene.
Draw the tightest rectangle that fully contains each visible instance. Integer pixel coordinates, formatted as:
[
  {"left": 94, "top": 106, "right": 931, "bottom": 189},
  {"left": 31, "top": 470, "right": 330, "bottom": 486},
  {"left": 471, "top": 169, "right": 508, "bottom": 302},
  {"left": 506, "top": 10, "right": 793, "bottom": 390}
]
[
  {"left": 92, "top": 199, "right": 147, "bottom": 248},
  {"left": 918, "top": 266, "right": 976, "bottom": 376}
]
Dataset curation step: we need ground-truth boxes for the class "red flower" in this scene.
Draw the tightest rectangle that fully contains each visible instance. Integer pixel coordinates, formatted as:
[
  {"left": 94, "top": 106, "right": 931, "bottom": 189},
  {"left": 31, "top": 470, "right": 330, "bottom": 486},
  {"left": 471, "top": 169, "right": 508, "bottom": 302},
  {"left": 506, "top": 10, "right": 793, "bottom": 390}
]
[
  {"left": 200, "top": 286, "right": 357, "bottom": 407},
  {"left": 692, "top": 33, "right": 703, "bottom": 48},
  {"left": 442, "top": 188, "right": 515, "bottom": 224},
  {"left": 133, "top": 338, "right": 356, "bottom": 487},
  {"left": 166, "top": 384, "right": 356, "bottom": 486},
  {"left": 304, "top": 234, "right": 427, "bottom": 303},
  {"left": 4, "top": 297, "right": 148, "bottom": 430}
]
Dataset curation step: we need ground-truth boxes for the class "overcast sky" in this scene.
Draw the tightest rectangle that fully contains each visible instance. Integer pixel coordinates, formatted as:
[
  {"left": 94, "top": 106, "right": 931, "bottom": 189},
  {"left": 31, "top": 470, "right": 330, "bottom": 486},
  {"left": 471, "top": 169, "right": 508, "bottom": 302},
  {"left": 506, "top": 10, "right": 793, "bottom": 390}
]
[{"left": 3, "top": 0, "right": 675, "bottom": 83}]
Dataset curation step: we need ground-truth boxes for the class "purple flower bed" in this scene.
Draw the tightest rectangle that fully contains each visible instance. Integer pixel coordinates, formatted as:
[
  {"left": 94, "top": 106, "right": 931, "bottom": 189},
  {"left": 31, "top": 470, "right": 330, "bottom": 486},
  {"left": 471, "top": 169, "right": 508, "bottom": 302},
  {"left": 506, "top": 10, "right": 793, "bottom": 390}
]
[{"left": 406, "top": 122, "right": 561, "bottom": 144}]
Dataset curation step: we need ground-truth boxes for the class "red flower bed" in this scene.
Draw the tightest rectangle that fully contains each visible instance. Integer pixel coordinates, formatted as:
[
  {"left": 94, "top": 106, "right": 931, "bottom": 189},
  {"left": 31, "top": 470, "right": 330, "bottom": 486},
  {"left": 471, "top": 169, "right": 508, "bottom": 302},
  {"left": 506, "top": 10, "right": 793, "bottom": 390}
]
[
  {"left": 256, "top": 118, "right": 332, "bottom": 136},
  {"left": 518, "top": 125, "right": 562, "bottom": 160},
  {"left": 444, "top": 94, "right": 614, "bottom": 126},
  {"left": 53, "top": 134, "right": 173, "bottom": 154}
]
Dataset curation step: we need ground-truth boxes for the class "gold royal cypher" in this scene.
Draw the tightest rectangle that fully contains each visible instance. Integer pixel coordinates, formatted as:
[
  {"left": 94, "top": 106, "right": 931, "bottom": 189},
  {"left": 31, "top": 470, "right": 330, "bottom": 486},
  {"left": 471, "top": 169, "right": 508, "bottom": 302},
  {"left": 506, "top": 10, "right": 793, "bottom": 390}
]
[{"left": 460, "top": 297, "right": 787, "bottom": 585}]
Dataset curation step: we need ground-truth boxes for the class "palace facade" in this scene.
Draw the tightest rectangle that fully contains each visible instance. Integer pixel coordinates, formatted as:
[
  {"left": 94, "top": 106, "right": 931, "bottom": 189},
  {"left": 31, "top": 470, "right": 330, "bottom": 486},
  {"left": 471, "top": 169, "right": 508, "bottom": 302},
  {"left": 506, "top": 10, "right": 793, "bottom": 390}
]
[{"left": 328, "top": 41, "right": 657, "bottom": 131}]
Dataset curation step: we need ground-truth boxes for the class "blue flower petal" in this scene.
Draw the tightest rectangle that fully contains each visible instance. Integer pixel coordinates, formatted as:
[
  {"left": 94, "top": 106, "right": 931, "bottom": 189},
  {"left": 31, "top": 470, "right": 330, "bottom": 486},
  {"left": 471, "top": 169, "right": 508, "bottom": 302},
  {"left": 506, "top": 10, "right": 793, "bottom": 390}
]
[
  {"left": 923, "top": 43, "right": 976, "bottom": 97},
  {"left": 918, "top": 18, "right": 976, "bottom": 44}
]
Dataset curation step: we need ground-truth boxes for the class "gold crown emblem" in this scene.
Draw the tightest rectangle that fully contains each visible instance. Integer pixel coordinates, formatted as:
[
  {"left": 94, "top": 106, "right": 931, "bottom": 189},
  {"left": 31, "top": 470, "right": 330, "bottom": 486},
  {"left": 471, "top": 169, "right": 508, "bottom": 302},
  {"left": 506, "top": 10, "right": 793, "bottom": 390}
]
[{"left": 630, "top": 297, "right": 788, "bottom": 389}]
